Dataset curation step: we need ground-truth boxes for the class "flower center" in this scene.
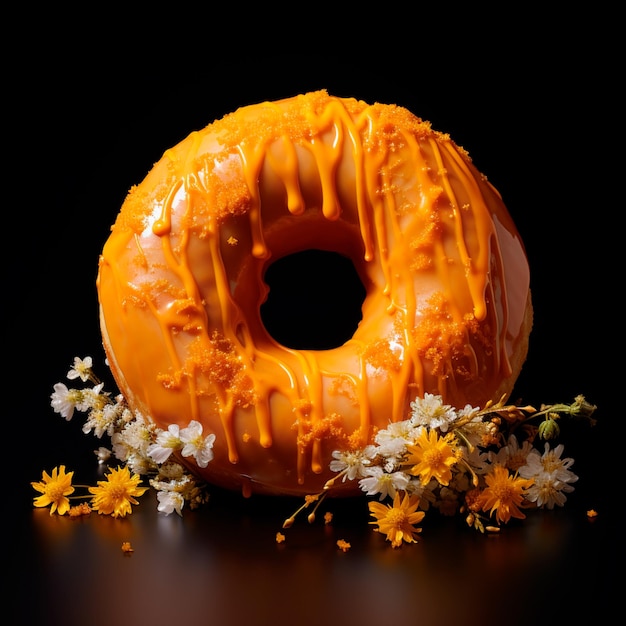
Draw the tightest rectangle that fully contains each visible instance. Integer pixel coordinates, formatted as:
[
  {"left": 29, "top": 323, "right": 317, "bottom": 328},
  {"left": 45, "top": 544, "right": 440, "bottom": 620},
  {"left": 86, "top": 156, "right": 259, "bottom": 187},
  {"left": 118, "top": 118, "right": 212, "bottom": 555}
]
[
  {"left": 508, "top": 453, "right": 526, "bottom": 471},
  {"left": 494, "top": 484, "right": 513, "bottom": 501},
  {"left": 424, "top": 449, "right": 443, "bottom": 466},
  {"left": 46, "top": 484, "right": 66, "bottom": 500},
  {"left": 109, "top": 486, "right": 127, "bottom": 500},
  {"left": 387, "top": 508, "right": 407, "bottom": 527},
  {"left": 543, "top": 456, "right": 560, "bottom": 473}
]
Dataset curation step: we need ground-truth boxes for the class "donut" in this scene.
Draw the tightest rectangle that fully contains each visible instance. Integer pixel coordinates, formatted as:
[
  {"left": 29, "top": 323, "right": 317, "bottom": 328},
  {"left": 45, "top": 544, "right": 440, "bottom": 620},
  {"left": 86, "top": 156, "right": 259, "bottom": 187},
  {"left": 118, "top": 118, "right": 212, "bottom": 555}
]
[{"left": 97, "top": 90, "right": 532, "bottom": 497}]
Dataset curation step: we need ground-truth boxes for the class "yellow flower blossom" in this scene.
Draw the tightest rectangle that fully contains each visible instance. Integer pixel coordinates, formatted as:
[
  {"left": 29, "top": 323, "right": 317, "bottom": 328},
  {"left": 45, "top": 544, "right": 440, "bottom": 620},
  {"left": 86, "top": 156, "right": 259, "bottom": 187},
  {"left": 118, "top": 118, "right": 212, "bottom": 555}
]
[
  {"left": 406, "top": 429, "right": 457, "bottom": 486},
  {"left": 89, "top": 466, "right": 149, "bottom": 518},
  {"left": 476, "top": 465, "right": 534, "bottom": 524},
  {"left": 121, "top": 541, "right": 134, "bottom": 553},
  {"left": 276, "top": 532, "right": 286, "bottom": 544},
  {"left": 31, "top": 465, "right": 75, "bottom": 516},
  {"left": 368, "top": 491, "right": 425, "bottom": 548}
]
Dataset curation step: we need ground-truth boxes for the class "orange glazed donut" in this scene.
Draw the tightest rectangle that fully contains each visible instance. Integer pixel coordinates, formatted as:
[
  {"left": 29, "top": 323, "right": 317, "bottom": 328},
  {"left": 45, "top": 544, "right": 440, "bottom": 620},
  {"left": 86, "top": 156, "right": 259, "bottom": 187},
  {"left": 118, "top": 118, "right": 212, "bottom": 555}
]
[{"left": 97, "top": 90, "right": 532, "bottom": 497}]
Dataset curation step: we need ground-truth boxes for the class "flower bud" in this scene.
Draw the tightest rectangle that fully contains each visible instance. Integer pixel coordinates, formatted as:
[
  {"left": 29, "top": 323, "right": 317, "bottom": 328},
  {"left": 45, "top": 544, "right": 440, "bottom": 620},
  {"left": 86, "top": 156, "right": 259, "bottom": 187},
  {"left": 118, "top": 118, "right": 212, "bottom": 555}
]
[
  {"left": 538, "top": 417, "right": 560, "bottom": 440},
  {"left": 571, "top": 395, "right": 597, "bottom": 420}
]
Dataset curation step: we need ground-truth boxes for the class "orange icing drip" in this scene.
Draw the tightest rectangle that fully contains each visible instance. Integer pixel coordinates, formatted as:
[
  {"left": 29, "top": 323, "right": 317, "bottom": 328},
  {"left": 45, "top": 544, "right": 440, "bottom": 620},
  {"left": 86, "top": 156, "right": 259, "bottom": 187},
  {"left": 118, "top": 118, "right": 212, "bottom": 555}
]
[{"left": 97, "top": 91, "right": 530, "bottom": 495}]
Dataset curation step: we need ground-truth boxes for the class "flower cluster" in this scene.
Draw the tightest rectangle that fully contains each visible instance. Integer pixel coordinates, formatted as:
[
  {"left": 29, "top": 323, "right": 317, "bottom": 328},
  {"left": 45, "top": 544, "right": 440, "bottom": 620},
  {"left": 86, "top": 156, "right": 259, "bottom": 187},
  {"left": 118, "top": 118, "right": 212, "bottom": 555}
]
[
  {"left": 35, "top": 356, "right": 597, "bottom": 548},
  {"left": 36, "top": 357, "right": 212, "bottom": 517},
  {"left": 32, "top": 464, "right": 149, "bottom": 518},
  {"left": 284, "top": 393, "right": 597, "bottom": 547}
]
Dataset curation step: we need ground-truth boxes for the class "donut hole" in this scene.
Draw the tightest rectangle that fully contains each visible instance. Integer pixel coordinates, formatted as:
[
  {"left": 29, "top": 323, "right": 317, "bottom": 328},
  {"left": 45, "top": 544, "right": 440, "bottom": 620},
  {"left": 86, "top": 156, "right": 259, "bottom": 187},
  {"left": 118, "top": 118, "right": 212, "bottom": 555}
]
[{"left": 260, "top": 249, "right": 366, "bottom": 350}]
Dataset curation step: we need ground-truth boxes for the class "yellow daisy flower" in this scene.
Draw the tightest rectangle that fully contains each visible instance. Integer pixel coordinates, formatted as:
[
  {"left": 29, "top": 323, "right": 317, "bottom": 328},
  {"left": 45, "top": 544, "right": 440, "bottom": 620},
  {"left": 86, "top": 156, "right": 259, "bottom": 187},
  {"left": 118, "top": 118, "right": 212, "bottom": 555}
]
[
  {"left": 368, "top": 491, "right": 425, "bottom": 548},
  {"left": 406, "top": 428, "right": 457, "bottom": 486},
  {"left": 89, "top": 466, "right": 149, "bottom": 518},
  {"left": 31, "top": 465, "right": 75, "bottom": 516},
  {"left": 476, "top": 464, "right": 534, "bottom": 524}
]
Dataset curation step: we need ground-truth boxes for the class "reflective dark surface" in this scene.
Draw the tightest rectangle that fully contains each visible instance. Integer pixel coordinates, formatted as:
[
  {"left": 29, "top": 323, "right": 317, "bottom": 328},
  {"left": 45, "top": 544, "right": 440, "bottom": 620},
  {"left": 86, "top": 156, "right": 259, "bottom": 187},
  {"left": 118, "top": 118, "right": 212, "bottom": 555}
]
[
  {"left": 19, "top": 477, "right": 616, "bottom": 626},
  {"left": 10, "top": 13, "right": 619, "bottom": 626}
]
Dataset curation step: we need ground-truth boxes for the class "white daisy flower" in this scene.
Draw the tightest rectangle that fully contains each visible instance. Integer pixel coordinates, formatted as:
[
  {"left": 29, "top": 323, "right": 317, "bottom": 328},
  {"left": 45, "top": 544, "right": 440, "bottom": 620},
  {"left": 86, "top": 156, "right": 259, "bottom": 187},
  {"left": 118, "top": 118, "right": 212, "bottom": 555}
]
[
  {"left": 374, "top": 420, "right": 422, "bottom": 457},
  {"left": 179, "top": 420, "right": 216, "bottom": 468},
  {"left": 359, "top": 465, "right": 410, "bottom": 501},
  {"left": 461, "top": 444, "right": 491, "bottom": 475},
  {"left": 66, "top": 356, "right": 93, "bottom": 382},
  {"left": 50, "top": 382, "right": 78, "bottom": 420},
  {"left": 82, "top": 408, "right": 107, "bottom": 438},
  {"left": 124, "top": 452, "right": 155, "bottom": 475},
  {"left": 156, "top": 490, "right": 185, "bottom": 516},
  {"left": 329, "top": 448, "right": 372, "bottom": 481},
  {"left": 148, "top": 424, "right": 183, "bottom": 464},
  {"left": 409, "top": 393, "right": 458, "bottom": 432},
  {"left": 489, "top": 434, "right": 535, "bottom": 471},
  {"left": 76, "top": 383, "right": 105, "bottom": 412},
  {"left": 519, "top": 442, "right": 578, "bottom": 485},
  {"left": 158, "top": 462, "right": 186, "bottom": 480},
  {"left": 524, "top": 472, "right": 576, "bottom": 509}
]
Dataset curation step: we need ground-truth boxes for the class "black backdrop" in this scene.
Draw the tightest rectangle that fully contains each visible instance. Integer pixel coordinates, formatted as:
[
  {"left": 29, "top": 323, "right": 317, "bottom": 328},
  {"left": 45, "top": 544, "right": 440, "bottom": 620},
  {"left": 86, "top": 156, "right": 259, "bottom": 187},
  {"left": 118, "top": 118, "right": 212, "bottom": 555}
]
[{"left": 9, "top": 10, "right": 619, "bottom": 625}]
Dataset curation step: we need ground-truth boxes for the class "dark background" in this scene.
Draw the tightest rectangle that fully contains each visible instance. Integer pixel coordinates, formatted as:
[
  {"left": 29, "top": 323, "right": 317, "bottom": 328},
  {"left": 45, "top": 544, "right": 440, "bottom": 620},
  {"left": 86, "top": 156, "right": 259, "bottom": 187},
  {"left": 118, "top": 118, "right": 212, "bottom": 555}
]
[{"left": 8, "top": 8, "right": 619, "bottom": 625}]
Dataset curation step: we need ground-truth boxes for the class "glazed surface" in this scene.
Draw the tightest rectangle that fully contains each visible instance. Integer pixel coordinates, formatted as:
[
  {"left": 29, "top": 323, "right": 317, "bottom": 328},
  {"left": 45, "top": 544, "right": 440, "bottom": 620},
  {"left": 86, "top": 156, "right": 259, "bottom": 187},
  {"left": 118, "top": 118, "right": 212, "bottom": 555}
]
[{"left": 97, "top": 91, "right": 531, "bottom": 496}]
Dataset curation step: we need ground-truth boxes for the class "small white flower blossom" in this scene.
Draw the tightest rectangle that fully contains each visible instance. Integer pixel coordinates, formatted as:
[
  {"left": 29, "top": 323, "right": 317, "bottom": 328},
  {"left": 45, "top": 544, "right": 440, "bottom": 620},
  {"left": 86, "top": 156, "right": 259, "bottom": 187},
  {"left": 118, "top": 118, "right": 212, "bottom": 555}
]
[
  {"left": 362, "top": 444, "right": 378, "bottom": 460},
  {"left": 82, "top": 403, "right": 120, "bottom": 438},
  {"left": 489, "top": 434, "right": 535, "bottom": 471},
  {"left": 151, "top": 473, "right": 207, "bottom": 515},
  {"left": 374, "top": 421, "right": 422, "bottom": 458},
  {"left": 179, "top": 420, "right": 216, "bottom": 468},
  {"left": 82, "top": 408, "right": 107, "bottom": 438},
  {"left": 111, "top": 432, "right": 130, "bottom": 462},
  {"left": 67, "top": 356, "right": 93, "bottom": 382},
  {"left": 76, "top": 383, "right": 105, "bottom": 412},
  {"left": 524, "top": 472, "right": 575, "bottom": 509},
  {"left": 94, "top": 446, "right": 112, "bottom": 464},
  {"left": 359, "top": 466, "right": 410, "bottom": 500},
  {"left": 457, "top": 404, "right": 480, "bottom": 420},
  {"left": 460, "top": 444, "right": 491, "bottom": 475},
  {"left": 158, "top": 462, "right": 186, "bottom": 480},
  {"left": 124, "top": 452, "right": 156, "bottom": 475},
  {"left": 111, "top": 415, "right": 153, "bottom": 461},
  {"left": 457, "top": 419, "right": 494, "bottom": 448},
  {"left": 409, "top": 393, "right": 458, "bottom": 432},
  {"left": 329, "top": 449, "right": 372, "bottom": 481},
  {"left": 148, "top": 424, "right": 183, "bottom": 464},
  {"left": 453, "top": 404, "right": 484, "bottom": 447},
  {"left": 118, "top": 405, "right": 136, "bottom": 425},
  {"left": 50, "top": 383, "right": 79, "bottom": 420},
  {"left": 383, "top": 458, "right": 399, "bottom": 473},
  {"left": 519, "top": 443, "right": 578, "bottom": 484},
  {"left": 156, "top": 490, "right": 185, "bottom": 516},
  {"left": 104, "top": 403, "right": 124, "bottom": 437}
]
